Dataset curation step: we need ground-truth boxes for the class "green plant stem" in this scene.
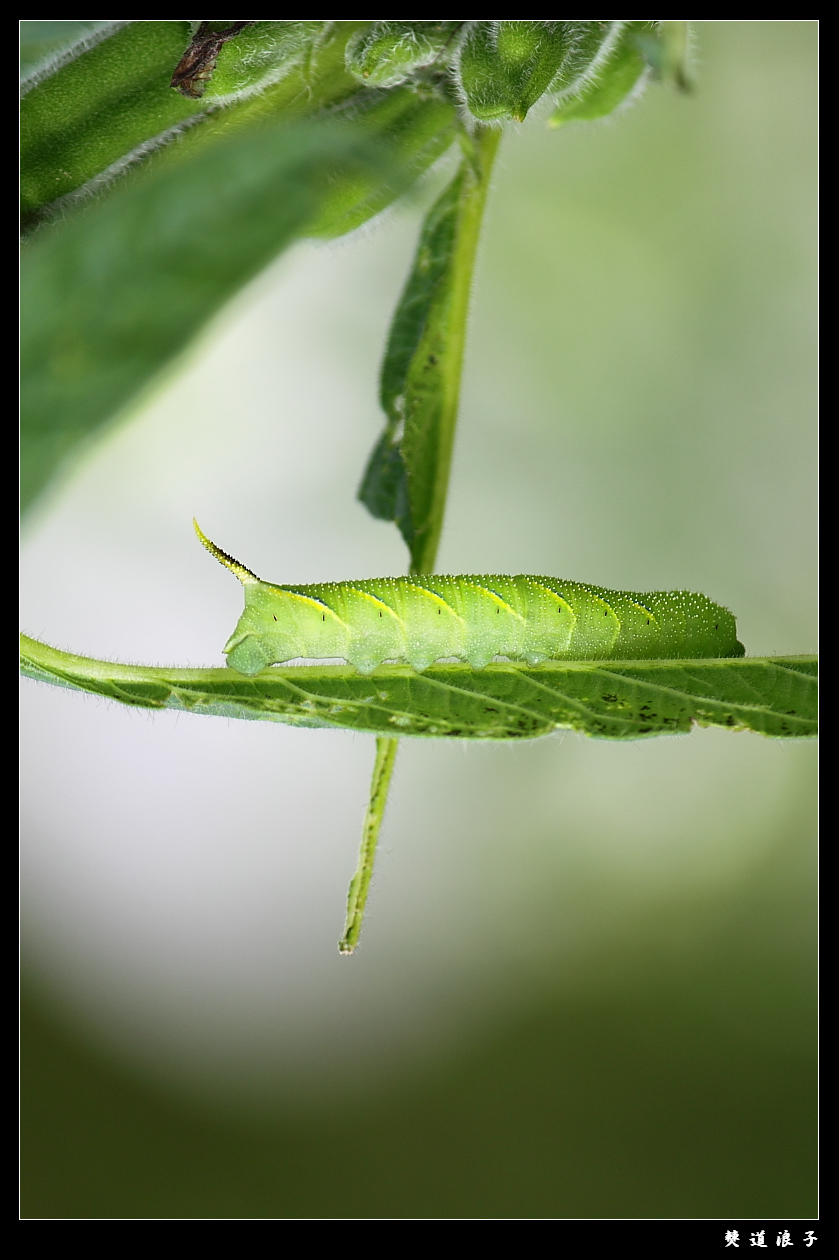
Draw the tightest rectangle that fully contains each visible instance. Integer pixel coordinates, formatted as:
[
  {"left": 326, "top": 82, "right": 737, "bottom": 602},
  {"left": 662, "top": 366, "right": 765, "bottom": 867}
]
[
  {"left": 339, "top": 734, "right": 400, "bottom": 954},
  {"left": 343, "top": 126, "right": 502, "bottom": 952}
]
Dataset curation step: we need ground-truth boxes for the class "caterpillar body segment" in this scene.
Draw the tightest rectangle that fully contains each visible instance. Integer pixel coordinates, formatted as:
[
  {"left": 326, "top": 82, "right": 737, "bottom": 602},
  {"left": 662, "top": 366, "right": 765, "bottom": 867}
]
[{"left": 195, "top": 526, "right": 745, "bottom": 675}]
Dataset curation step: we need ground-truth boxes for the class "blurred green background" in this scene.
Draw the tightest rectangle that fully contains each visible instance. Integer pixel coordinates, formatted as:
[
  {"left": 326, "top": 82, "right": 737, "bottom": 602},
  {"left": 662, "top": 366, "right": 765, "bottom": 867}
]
[{"left": 21, "top": 22, "right": 816, "bottom": 1219}]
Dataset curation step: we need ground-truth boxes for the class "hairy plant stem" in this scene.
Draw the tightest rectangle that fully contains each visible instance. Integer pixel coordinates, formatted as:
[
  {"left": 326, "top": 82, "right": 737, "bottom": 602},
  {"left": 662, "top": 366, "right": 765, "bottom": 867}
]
[
  {"left": 340, "top": 126, "right": 501, "bottom": 953},
  {"left": 339, "top": 734, "right": 400, "bottom": 955}
]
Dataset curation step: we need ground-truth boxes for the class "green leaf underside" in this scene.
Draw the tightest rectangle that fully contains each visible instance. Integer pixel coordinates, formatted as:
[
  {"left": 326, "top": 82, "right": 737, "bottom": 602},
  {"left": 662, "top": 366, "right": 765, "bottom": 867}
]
[{"left": 20, "top": 637, "right": 817, "bottom": 741}]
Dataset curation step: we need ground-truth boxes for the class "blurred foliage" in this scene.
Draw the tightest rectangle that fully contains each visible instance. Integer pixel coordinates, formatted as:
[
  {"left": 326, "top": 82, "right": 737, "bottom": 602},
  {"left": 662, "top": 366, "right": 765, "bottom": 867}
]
[
  {"left": 22, "top": 777, "right": 816, "bottom": 1218},
  {"left": 21, "top": 121, "right": 400, "bottom": 512}
]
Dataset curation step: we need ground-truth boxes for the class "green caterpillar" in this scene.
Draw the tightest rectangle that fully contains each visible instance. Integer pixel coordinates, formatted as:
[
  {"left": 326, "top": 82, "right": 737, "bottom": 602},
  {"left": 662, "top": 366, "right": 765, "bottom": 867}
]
[{"left": 196, "top": 523, "right": 745, "bottom": 676}]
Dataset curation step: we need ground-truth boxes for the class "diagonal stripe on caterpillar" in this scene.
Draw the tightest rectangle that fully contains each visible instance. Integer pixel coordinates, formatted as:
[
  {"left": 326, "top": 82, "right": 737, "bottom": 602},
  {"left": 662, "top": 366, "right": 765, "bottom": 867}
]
[{"left": 195, "top": 522, "right": 745, "bottom": 676}]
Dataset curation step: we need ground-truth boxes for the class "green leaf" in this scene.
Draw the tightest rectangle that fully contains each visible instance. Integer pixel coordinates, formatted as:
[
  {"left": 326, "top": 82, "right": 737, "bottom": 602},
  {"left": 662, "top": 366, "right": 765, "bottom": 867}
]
[
  {"left": 21, "top": 107, "right": 453, "bottom": 515},
  {"left": 548, "top": 25, "right": 648, "bottom": 129},
  {"left": 357, "top": 429, "right": 412, "bottom": 531},
  {"left": 20, "top": 20, "right": 118, "bottom": 81},
  {"left": 345, "top": 21, "right": 464, "bottom": 88},
  {"left": 457, "top": 21, "right": 618, "bottom": 123},
  {"left": 21, "top": 22, "right": 200, "bottom": 225},
  {"left": 20, "top": 636, "right": 817, "bottom": 742},
  {"left": 19, "top": 21, "right": 383, "bottom": 230},
  {"left": 306, "top": 87, "right": 458, "bottom": 240},
  {"left": 218, "top": 22, "right": 334, "bottom": 95},
  {"left": 358, "top": 126, "right": 501, "bottom": 572}
]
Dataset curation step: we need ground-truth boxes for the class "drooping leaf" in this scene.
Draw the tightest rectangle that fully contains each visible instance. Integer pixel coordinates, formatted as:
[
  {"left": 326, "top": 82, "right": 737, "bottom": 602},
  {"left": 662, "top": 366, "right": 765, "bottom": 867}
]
[
  {"left": 358, "top": 126, "right": 501, "bottom": 572},
  {"left": 357, "top": 429, "right": 413, "bottom": 530},
  {"left": 20, "top": 636, "right": 817, "bottom": 742}
]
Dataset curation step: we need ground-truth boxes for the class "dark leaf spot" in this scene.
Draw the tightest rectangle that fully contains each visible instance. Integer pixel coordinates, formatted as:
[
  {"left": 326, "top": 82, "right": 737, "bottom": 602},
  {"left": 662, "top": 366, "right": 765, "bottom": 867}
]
[{"left": 170, "top": 21, "right": 252, "bottom": 98}]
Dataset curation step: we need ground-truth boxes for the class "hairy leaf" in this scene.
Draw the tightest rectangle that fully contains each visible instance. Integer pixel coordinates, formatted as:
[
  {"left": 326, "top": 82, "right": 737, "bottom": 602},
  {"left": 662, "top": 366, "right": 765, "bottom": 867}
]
[
  {"left": 457, "top": 21, "right": 619, "bottom": 123},
  {"left": 196, "top": 21, "right": 326, "bottom": 101},
  {"left": 22, "top": 22, "right": 200, "bottom": 225},
  {"left": 20, "top": 637, "right": 817, "bottom": 742},
  {"left": 20, "top": 21, "right": 368, "bottom": 228},
  {"left": 549, "top": 24, "right": 648, "bottom": 128},
  {"left": 345, "top": 21, "right": 464, "bottom": 88},
  {"left": 20, "top": 20, "right": 120, "bottom": 82}
]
